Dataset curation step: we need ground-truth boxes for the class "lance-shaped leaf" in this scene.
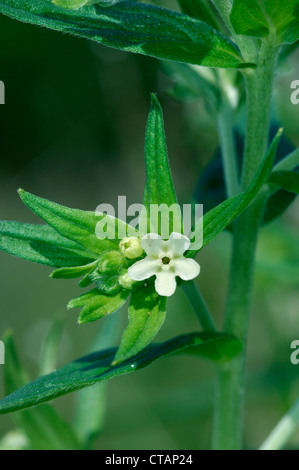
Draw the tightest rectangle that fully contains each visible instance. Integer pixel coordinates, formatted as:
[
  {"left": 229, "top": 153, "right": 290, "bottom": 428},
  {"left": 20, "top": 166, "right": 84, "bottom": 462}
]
[
  {"left": 231, "top": 0, "right": 299, "bottom": 44},
  {"left": 187, "top": 129, "right": 283, "bottom": 258},
  {"left": 50, "top": 262, "right": 97, "bottom": 279},
  {"left": 141, "top": 95, "right": 182, "bottom": 235},
  {"left": 0, "top": 0, "right": 252, "bottom": 69},
  {"left": 68, "top": 288, "right": 129, "bottom": 324},
  {"left": 0, "top": 221, "right": 94, "bottom": 267},
  {"left": 3, "top": 331, "right": 80, "bottom": 450},
  {"left": 269, "top": 171, "right": 299, "bottom": 194},
  {"left": 0, "top": 332, "right": 242, "bottom": 415},
  {"left": 53, "top": 0, "right": 119, "bottom": 9},
  {"left": 113, "top": 285, "right": 167, "bottom": 365},
  {"left": 18, "top": 189, "right": 122, "bottom": 255}
]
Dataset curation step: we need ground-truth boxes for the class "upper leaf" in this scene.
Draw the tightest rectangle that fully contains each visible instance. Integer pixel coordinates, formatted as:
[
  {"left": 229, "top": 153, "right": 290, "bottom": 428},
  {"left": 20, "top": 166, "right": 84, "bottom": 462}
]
[
  {"left": 231, "top": 0, "right": 299, "bottom": 44},
  {"left": 177, "top": 0, "right": 220, "bottom": 30},
  {"left": 0, "top": 221, "right": 94, "bottom": 267},
  {"left": 0, "top": 331, "right": 242, "bottom": 415},
  {"left": 141, "top": 95, "right": 182, "bottom": 235},
  {"left": 187, "top": 129, "right": 283, "bottom": 257},
  {"left": 0, "top": 0, "right": 252, "bottom": 68}
]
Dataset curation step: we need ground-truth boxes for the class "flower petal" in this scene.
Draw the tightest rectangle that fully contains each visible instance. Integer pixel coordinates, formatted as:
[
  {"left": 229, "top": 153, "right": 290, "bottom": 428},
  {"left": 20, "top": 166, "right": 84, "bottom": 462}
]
[
  {"left": 155, "top": 271, "right": 177, "bottom": 297},
  {"left": 174, "top": 258, "right": 200, "bottom": 281},
  {"left": 168, "top": 232, "right": 190, "bottom": 256},
  {"left": 141, "top": 233, "right": 166, "bottom": 257},
  {"left": 128, "top": 258, "right": 159, "bottom": 281}
]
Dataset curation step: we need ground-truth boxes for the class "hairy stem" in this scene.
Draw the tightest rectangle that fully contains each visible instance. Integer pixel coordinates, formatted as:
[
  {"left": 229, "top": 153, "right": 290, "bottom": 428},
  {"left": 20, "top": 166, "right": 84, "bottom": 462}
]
[
  {"left": 217, "top": 96, "right": 239, "bottom": 197},
  {"left": 183, "top": 280, "right": 217, "bottom": 332},
  {"left": 212, "top": 40, "right": 279, "bottom": 450}
]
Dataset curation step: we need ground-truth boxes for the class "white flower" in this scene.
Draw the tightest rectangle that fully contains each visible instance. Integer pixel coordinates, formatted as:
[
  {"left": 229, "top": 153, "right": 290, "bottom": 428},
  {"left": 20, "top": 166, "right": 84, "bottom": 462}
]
[{"left": 128, "top": 232, "right": 200, "bottom": 297}]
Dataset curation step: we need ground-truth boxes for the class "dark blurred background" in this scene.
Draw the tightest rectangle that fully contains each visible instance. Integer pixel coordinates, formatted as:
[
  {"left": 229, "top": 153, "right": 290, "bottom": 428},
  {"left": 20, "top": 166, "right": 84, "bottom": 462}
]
[{"left": 0, "top": 0, "right": 299, "bottom": 450}]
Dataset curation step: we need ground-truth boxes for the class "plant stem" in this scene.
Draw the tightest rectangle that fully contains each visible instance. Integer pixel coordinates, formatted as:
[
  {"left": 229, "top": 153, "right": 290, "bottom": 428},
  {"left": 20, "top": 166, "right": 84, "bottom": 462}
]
[
  {"left": 260, "top": 399, "right": 299, "bottom": 450},
  {"left": 183, "top": 280, "right": 217, "bottom": 332},
  {"left": 212, "top": 40, "right": 279, "bottom": 450},
  {"left": 217, "top": 97, "right": 239, "bottom": 197}
]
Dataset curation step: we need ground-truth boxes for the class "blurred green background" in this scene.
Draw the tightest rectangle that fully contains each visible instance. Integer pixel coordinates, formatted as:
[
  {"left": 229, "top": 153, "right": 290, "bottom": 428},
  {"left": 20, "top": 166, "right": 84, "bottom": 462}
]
[{"left": 0, "top": 0, "right": 299, "bottom": 450}]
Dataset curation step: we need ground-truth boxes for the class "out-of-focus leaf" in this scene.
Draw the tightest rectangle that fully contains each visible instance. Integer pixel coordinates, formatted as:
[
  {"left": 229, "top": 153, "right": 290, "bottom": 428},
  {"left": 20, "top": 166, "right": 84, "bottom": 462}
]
[
  {"left": 269, "top": 170, "right": 299, "bottom": 194},
  {"left": 2, "top": 331, "right": 80, "bottom": 450},
  {"left": 0, "top": 332, "right": 242, "bottom": 415},
  {"left": 230, "top": 0, "right": 299, "bottom": 44},
  {"left": 187, "top": 129, "right": 282, "bottom": 257},
  {"left": 0, "top": 221, "right": 94, "bottom": 267},
  {"left": 68, "top": 288, "right": 129, "bottom": 324},
  {"left": 0, "top": 0, "right": 253, "bottom": 69},
  {"left": 177, "top": 0, "right": 220, "bottom": 29},
  {"left": 162, "top": 62, "right": 220, "bottom": 111},
  {"left": 74, "top": 312, "right": 121, "bottom": 449},
  {"left": 113, "top": 285, "right": 167, "bottom": 365},
  {"left": 39, "top": 314, "right": 66, "bottom": 376}
]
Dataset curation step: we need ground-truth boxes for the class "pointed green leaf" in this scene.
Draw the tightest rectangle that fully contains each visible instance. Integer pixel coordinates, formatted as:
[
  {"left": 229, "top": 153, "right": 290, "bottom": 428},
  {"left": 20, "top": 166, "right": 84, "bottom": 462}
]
[
  {"left": 18, "top": 189, "right": 120, "bottom": 255},
  {"left": 53, "top": 0, "right": 118, "bottom": 9},
  {"left": 3, "top": 331, "right": 80, "bottom": 450},
  {"left": 113, "top": 285, "right": 167, "bottom": 365},
  {"left": 0, "top": 221, "right": 94, "bottom": 267},
  {"left": 187, "top": 129, "right": 283, "bottom": 257},
  {"left": 0, "top": 332, "right": 242, "bottom": 415},
  {"left": 51, "top": 262, "right": 97, "bottom": 279},
  {"left": 141, "top": 95, "right": 182, "bottom": 235},
  {"left": 231, "top": 0, "right": 299, "bottom": 44},
  {"left": 0, "top": 0, "right": 252, "bottom": 69},
  {"left": 269, "top": 170, "right": 299, "bottom": 194},
  {"left": 68, "top": 288, "right": 129, "bottom": 324}
]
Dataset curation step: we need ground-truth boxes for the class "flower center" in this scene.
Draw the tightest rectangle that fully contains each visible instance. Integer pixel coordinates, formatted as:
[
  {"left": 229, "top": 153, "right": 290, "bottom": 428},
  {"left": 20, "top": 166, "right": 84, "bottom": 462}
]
[{"left": 161, "top": 256, "right": 171, "bottom": 265}]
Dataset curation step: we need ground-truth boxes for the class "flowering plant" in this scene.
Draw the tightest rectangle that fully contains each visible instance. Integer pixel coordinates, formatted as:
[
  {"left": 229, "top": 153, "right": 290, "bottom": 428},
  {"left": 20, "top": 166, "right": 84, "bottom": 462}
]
[{"left": 0, "top": 0, "right": 299, "bottom": 451}]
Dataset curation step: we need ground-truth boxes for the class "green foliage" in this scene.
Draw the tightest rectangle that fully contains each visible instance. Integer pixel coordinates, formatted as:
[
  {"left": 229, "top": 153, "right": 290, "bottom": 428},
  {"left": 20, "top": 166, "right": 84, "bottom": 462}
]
[
  {"left": 53, "top": 0, "right": 118, "bottom": 9},
  {"left": 0, "top": 332, "right": 242, "bottom": 415},
  {"left": 187, "top": 129, "right": 283, "bottom": 258},
  {"left": 18, "top": 189, "right": 118, "bottom": 255},
  {"left": 142, "top": 94, "right": 182, "bottom": 234},
  {"left": 177, "top": 0, "right": 220, "bottom": 29},
  {"left": 114, "top": 285, "right": 167, "bottom": 364},
  {"left": 231, "top": 0, "right": 299, "bottom": 44},
  {"left": 68, "top": 289, "right": 130, "bottom": 324},
  {"left": 0, "top": 0, "right": 253, "bottom": 68},
  {"left": 3, "top": 331, "right": 80, "bottom": 450},
  {"left": 0, "top": 221, "right": 94, "bottom": 267},
  {"left": 269, "top": 170, "right": 299, "bottom": 194}
]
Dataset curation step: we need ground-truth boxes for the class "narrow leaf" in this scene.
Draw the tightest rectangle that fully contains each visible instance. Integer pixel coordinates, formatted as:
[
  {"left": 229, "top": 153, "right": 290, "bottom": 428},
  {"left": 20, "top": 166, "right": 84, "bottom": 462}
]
[
  {"left": 18, "top": 189, "right": 119, "bottom": 255},
  {"left": 113, "top": 285, "right": 167, "bottom": 365},
  {"left": 0, "top": 0, "right": 252, "bottom": 68},
  {"left": 187, "top": 129, "right": 283, "bottom": 257},
  {"left": 269, "top": 170, "right": 299, "bottom": 194},
  {"left": 231, "top": 0, "right": 299, "bottom": 44},
  {"left": 0, "top": 332, "right": 242, "bottom": 415},
  {"left": 51, "top": 262, "right": 97, "bottom": 279},
  {"left": 68, "top": 288, "right": 129, "bottom": 324},
  {"left": 0, "top": 221, "right": 94, "bottom": 267}
]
